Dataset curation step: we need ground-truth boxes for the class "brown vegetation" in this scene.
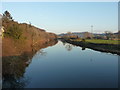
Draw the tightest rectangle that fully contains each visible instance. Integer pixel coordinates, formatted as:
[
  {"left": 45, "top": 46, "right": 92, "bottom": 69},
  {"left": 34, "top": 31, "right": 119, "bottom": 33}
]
[
  {"left": 2, "top": 40, "right": 58, "bottom": 88},
  {"left": 1, "top": 11, "right": 57, "bottom": 57}
]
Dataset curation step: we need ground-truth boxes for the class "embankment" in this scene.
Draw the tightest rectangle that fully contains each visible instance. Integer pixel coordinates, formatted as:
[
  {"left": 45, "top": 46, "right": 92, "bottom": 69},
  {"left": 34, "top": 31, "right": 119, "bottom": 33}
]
[
  {"left": 62, "top": 39, "right": 120, "bottom": 55},
  {"left": 2, "top": 19, "right": 57, "bottom": 57}
]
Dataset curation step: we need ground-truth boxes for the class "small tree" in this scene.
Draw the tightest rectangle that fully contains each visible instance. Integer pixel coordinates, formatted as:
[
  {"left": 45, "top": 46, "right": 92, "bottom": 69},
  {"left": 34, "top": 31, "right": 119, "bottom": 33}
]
[
  {"left": 67, "top": 32, "right": 72, "bottom": 38},
  {"left": 3, "top": 11, "right": 13, "bottom": 21},
  {"left": 29, "top": 22, "right": 32, "bottom": 27},
  {"left": 105, "top": 31, "right": 113, "bottom": 40}
]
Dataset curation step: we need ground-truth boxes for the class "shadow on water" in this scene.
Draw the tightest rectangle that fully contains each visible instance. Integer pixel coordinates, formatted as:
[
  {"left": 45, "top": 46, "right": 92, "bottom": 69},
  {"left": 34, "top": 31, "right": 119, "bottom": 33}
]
[{"left": 2, "top": 40, "right": 58, "bottom": 88}]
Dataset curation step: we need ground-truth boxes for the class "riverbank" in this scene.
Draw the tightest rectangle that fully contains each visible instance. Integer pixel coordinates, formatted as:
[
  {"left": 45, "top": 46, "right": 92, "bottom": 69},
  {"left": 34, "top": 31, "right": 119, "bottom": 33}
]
[
  {"left": 61, "top": 39, "right": 120, "bottom": 55},
  {"left": 2, "top": 13, "right": 57, "bottom": 57}
]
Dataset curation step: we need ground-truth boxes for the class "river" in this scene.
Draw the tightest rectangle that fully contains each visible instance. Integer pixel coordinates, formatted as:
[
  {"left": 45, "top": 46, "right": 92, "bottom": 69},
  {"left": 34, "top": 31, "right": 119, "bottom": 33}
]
[{"left": 3, "top": 40, "right": 118, "bottom": 88}]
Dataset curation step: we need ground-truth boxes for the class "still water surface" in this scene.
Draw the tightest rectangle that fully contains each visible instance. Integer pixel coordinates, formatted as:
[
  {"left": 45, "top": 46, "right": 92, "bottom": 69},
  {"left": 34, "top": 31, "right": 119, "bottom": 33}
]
[{"left": 23, "top": 41, "right": 118, "bottom": 88}]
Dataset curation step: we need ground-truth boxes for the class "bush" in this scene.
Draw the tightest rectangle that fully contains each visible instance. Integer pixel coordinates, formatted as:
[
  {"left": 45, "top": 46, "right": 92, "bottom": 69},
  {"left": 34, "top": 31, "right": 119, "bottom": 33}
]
[
  {"left": 4, "top": 24, "right": 23, "bottom": 39},
  {"left": 82, "top": 38, "right": 86, "bottom": 42}
]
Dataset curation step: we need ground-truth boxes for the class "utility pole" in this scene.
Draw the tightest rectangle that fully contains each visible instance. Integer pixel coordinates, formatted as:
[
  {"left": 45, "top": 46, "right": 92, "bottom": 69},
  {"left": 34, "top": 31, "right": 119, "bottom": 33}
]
[{"left": 91, "top": 25, "right": 93, "bottom": 39}]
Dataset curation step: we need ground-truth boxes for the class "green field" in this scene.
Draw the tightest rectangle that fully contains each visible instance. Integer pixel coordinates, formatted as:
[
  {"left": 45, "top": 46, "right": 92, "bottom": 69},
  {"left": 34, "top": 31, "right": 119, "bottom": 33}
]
[{"left": 72, "top": 39, "right": 120, "bottom": 45}]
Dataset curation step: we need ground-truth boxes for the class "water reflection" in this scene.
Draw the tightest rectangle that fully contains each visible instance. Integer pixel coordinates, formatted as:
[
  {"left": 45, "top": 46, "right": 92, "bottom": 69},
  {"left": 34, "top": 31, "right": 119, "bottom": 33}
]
[
  {"left": 3, "top": 74, "right": 29, "bottom": 88},
  {"left": 62, "top": 40, "right": 73, "bottom": 51},
  {"left": 61, "top": 39, "right": 86, "bottom": 51},
  {"left": 82, "top": 47, "right": 86, "bottom": 50},
  {"left": 2, "top": 40, "right": 118, "bottom": 88},
  {"left": 35, "top": 49, "right": 47, "bottom": 56},
  {"left": 64, "top": 43, "right": 86, "bottom": 51},
  {"left": 2, "top": 40, "right": 58, "bottom": 88},
  {"left": 24, "top": 41, "right": 118, "bottom": 88},
  {"left": 65, "top": 44, "right": 73, "bottom": 51}
]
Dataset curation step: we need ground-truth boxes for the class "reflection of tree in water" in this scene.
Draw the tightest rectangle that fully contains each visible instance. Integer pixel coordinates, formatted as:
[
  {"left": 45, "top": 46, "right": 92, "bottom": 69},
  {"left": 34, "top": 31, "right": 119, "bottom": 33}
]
[
  {"left": 62, "top": 41, "right": 86, "bottom": 51},
  {"left": 60, "top": 41, "right": 73, "bottom": 51},
  {"left": 82, "top": 47, "right": 86, "bottom": 50},
  {"left": 65, "top": 44, "right": 73, "bottom": 51},
  {"left": 3, "top": 74, "right": 30, "bottom": 88},
  {"left": 2, "top": 40, "right": 58, "bottom": 88},
  {"left": 2, "top": 55, "right": 30, "bottom": 88},
  {"left": 33, "top": 49, "right": 47, "bottom": 60},
  {"left": 60, "top": 39, "right": 66, "bottom": 46},
  {"left": 62, "top": 41, "right": 66, "bottom": 46},
  {"left": 36, "top": 49, "right": 47, "bottom": 56},
  {"left": 62, "top": 42, "right": 66, "bottom": 46}
]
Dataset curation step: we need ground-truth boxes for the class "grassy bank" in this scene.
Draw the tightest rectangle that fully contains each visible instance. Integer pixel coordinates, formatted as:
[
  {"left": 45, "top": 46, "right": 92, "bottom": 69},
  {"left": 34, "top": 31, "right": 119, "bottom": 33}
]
[
  {"left": 72, "top": 39, "right": 120, "bottom": 45},
  {"left": 62, "top": 38, "right": 120, "bottom": 55}
]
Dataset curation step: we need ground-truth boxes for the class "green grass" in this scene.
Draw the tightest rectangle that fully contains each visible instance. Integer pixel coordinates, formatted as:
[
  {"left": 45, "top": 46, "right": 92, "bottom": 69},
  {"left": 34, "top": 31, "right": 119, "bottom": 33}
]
[{"left": 72, "top": 39, "right": 120, "bottom": 45}]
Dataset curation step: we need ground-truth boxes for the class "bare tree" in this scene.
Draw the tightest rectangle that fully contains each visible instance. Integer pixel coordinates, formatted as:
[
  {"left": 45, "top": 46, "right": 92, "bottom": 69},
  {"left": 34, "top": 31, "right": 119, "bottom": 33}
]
[{"left": 105, "top": 31, "right": 113, "bottom": 40}]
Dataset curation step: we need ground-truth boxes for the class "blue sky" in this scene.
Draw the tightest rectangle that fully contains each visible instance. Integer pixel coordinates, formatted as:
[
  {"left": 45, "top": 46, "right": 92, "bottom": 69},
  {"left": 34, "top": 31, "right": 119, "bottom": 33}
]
[{"left": 2, "top": 2, "right": 118, "bottom": 34}]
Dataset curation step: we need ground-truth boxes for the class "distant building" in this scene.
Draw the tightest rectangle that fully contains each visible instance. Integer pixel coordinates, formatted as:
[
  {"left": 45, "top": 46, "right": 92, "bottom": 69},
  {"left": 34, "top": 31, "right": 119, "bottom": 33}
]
[{"left": 59, "top": 31, "right": 119, "bottom": 40}]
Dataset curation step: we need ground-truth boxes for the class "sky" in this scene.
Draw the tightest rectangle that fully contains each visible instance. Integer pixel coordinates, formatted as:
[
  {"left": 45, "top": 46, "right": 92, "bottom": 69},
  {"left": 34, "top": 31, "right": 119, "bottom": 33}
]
[{"left": 2, "top": 2, "right": 118, "bottom": 34}]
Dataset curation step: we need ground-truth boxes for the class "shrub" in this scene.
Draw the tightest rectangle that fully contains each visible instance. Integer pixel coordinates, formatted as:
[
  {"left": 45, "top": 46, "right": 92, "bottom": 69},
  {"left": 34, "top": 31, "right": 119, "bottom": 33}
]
[
  {"left": 82, "top": 38, "right": 86, "bottom": 42},
  {"left": 4, "top": 24, "right": 23, "bottom": 39}
]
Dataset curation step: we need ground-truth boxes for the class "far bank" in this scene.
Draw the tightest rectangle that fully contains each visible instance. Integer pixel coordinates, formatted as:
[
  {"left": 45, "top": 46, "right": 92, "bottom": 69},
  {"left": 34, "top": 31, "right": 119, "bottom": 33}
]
[{"left": 60, "top": 38, "right": 120, "bottom": 55}]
